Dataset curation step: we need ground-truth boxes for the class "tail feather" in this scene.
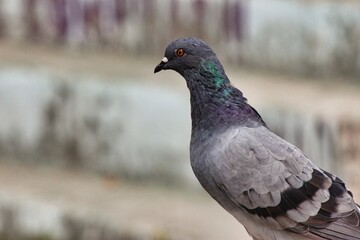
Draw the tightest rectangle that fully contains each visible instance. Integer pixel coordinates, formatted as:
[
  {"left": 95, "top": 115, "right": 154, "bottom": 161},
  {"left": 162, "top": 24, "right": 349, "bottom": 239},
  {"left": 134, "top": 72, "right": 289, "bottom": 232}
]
[
  {"left": 306, "top": 170, "right": 360, "bottom": 239},
  {"left": 310, "top": 210, "right": 360, "bottom": 240}
]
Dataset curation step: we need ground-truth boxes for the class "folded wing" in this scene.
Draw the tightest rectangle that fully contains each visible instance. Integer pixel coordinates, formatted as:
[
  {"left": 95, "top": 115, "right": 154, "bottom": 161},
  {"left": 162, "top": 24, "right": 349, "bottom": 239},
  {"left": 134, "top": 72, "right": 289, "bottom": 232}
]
[{"left": 211, "top": 126, "right": 360, "bottom": 239}]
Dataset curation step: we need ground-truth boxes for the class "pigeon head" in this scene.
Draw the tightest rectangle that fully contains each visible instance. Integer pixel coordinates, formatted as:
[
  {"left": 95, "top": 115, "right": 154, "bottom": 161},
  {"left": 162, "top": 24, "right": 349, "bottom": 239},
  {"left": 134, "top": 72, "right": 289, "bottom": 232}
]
[
  {"left": 154, "top": 37, "right": 265, "bottom": 129},
  {"left": 154, "top": 38, "right": 225, "bottom": 81}
]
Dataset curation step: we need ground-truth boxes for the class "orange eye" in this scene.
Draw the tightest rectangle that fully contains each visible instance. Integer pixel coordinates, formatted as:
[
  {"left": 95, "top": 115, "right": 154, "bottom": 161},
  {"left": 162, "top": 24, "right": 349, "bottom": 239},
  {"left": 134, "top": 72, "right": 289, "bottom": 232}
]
[{"left": 176, "top": 48, "right": 185, "bottom": 57}]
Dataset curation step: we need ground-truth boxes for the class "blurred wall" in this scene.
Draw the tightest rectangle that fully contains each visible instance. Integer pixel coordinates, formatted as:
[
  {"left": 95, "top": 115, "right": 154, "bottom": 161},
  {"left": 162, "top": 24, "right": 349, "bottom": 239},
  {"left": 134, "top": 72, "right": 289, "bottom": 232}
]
[
  {"left": 0, "top": 0, "right": 360, "bottom": 77},
  {"left": 0, "top": 0, "right": 359, "bottom": 185},
  {"left": 1, "top": 69, "right": 358, "bottom": 186},
  {"left": 0, "top": 69, "right": 193, "bottom": 184}
]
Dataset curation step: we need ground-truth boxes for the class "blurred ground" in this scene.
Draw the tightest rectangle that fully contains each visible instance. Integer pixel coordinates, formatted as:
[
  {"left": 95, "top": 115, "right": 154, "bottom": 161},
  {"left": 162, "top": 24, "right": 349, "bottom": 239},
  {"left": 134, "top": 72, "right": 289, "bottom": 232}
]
[
  {"left": 0, "top": 40, "right": 359, "bottom": 239},
  {"left": 0, "top": 160, "right": 358, "bottom": 240},
  {"left": 0, "top": 161, "right": 250, "bottom": 240}
]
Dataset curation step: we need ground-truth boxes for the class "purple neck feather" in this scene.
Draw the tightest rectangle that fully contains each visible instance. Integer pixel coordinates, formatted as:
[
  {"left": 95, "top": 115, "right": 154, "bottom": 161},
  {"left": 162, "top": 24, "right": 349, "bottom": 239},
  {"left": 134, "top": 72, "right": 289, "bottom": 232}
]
[{"left": 183, "top": 68, "right": 265, "bottom": 131}]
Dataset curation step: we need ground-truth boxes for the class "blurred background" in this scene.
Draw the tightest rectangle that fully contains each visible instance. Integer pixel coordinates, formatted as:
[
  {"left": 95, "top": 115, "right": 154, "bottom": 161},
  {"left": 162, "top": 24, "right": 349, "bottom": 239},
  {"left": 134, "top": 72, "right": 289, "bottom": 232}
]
[{"left": 0, "top": 0, "right": 359, "bottom": 239}]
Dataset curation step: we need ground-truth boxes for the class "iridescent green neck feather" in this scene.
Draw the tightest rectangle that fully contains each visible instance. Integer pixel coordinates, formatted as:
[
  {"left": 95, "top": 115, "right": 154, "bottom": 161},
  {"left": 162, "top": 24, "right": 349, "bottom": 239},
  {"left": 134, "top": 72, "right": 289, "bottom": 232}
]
[{"left": 204, "top": 61, "right": 226, "bottom": 89}]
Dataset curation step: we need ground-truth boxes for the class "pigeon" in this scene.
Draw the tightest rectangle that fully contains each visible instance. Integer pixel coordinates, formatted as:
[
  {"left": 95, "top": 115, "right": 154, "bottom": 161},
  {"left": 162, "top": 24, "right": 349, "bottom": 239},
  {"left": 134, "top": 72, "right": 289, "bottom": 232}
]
[{"left": 154, "top": 37, "right": 360, "bottom": 240}]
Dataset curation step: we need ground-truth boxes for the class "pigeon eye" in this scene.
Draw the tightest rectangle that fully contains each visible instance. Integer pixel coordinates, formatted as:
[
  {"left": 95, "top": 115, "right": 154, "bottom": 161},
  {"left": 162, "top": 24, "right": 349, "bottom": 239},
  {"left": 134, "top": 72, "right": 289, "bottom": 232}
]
[{"left": 176, "top": 48, "right": 185, "bottom": 57}]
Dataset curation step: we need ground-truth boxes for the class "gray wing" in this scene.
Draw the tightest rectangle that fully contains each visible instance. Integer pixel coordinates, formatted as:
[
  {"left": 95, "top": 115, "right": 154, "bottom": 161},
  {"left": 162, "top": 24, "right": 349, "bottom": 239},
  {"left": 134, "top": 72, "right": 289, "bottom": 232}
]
[{"left": 211, "top": 126, "right": 360, "bottom": 239}]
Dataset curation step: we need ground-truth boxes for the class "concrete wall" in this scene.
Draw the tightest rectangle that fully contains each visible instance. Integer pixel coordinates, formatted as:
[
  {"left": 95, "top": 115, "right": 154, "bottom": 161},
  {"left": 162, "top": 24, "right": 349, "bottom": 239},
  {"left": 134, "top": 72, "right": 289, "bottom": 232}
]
[
  {"left": 0, "top": 68, "right": 352, "bottom": 186},
  {"left": 0, "top": 69, "right": 193, "bottom": 185},
  {"left": 0, "top": 0, "right": 359, "bottom": 77}
]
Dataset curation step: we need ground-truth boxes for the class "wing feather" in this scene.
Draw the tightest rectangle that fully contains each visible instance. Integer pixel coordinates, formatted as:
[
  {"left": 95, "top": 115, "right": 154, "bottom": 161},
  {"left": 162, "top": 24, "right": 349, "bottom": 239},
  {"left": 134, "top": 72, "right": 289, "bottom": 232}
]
[{"left": 211, "top": 126, "right": 360, "bottom": 238}]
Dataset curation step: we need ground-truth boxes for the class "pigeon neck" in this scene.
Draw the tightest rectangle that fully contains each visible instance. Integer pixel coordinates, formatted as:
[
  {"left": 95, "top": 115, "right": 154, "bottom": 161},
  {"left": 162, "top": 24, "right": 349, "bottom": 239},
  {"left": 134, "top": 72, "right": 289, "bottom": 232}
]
[{"left": 184, "top": 65, "right": 263, "bottom": 131}]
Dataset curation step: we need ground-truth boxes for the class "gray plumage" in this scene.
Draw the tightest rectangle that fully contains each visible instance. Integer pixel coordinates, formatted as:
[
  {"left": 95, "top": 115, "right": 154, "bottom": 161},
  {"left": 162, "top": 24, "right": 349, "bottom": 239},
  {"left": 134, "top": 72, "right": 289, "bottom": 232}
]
[{"left": 154, "top": 37, "right": 360, "bottom": 240}]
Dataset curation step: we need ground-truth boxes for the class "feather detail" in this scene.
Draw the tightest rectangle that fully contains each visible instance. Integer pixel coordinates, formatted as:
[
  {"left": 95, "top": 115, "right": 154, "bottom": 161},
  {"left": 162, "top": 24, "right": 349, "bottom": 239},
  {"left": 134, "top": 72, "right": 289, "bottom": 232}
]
[{"left": 200, "top": 126, "right": 360, "bottom": 238}]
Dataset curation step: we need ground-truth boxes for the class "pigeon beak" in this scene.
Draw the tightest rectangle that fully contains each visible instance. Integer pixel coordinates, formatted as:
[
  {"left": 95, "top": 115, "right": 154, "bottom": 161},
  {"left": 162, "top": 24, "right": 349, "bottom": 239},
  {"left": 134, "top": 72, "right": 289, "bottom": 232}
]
[{"left": 154, "top": 57, "right": 168, "bottom": 73}]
